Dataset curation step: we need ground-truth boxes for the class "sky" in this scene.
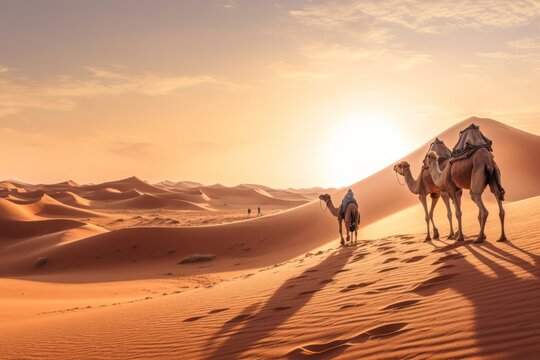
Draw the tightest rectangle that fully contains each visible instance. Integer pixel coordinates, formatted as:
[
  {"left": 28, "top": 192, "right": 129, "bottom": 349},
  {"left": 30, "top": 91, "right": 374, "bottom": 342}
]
[{"left": 1, "top": 0, "right": 540, "bottom": 188}]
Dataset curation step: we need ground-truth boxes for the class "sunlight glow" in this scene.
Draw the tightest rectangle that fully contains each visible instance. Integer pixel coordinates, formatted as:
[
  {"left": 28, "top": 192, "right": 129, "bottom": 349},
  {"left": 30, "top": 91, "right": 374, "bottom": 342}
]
[{"left": 324, "top": 114, "right": 410, "bottom": 187}]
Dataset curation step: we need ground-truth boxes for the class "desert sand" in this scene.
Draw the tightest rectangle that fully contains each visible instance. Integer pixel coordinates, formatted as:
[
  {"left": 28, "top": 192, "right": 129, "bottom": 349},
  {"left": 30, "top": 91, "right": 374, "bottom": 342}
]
[{"left": 1, "top": 117, "right": 539, "bottom": 359}]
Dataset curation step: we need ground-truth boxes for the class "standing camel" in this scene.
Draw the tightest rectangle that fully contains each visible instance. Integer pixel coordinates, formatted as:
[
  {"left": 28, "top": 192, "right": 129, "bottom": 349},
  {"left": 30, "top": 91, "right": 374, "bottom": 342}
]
[
  {"left": 424, "top": 149, "right": 506, "bottom": 243},
  {"left": 393, "top": 139, "right": 456, "bottom": 242},
  {"left": 319, "top": 194, "right": 360, "bottom": 246}
]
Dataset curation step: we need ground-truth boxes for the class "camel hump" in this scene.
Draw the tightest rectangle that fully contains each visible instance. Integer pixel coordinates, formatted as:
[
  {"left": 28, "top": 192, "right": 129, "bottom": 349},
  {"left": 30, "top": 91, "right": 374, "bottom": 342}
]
[
  {"left": 429, "top": 138, "right": 452, "bottom": 158},
  {"left": 423, "top": 138, "right": 451, "bottom": 169},
  {"left": 451, "top": 124, "right": 493, "bottom": 161}
]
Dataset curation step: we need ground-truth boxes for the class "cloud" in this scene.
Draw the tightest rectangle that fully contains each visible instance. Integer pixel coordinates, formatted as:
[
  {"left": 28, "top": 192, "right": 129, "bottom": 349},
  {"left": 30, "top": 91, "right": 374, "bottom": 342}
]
[
  {"left": 290, "top": 0, "right": 540, "bottom": 33},
  {"left": 299, "top": 42, "right": 432, "bottom": 70},
  {"left": 0, "top": 67, "right": 244, "bottom": 117},
  {"left": 507, "top": 37, "right": 540, "bottom": 50},
  {"left": 269, "top": 61, "right": 335, "bottom": 80},
  {"left": 220, "top": 0, "right": 238, "bottom": 9},
  {"left": 0, "top": 65, "right": 12, "bottom": 73},
  {"left": 107, "top": 141, "right": 155, "bottom": 158}
]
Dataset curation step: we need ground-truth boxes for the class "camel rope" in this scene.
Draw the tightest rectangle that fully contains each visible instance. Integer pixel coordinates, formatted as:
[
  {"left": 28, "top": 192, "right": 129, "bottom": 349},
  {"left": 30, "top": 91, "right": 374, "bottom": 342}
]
[
  {"left": 319, "top": 199, "right": 328, "bottom": 212},
  {"left": 395, "top": 170, "right": 406, "bottom": 186}
]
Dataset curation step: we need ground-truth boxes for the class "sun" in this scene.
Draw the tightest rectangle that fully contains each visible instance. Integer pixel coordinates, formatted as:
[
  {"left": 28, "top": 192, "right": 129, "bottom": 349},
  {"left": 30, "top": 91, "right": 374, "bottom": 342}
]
[{"left": 324, "top": 114, "right": 409, "bottom": 187}]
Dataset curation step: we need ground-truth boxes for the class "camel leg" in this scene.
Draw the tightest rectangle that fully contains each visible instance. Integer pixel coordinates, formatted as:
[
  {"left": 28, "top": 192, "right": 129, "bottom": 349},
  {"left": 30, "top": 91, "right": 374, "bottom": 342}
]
[
  {"left": 451, "top": 190, "right": 465, "bottom": 241},
  {"left": 495, "top": 198, "right": 507, "bottom": 242},
  {"left": 346, "top": 222, "right": 351, "bottom": 244},
  {"left": 429, "top": 194, "right": 440, "bottom": 240},
  {"left": 338, "top": 219, "right": 345, "bottom": 246},
  {"left": 471, "top": 191, "right": 489, "bottom": 243},
  {"left": 488, "top": 176, "right": 507, "bottom": 242},
  {"left": 419, "top": 194, "right": 431, "bottom": 242},
  {"left": 441, "top": 192, "right": 455, "bottom": 239}
]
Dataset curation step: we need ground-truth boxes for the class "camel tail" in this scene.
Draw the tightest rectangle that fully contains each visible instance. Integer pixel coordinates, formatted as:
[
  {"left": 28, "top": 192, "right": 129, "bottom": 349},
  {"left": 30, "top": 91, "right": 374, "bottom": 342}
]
[
  {"left": 488, "top": 162, "right": 505, "bottom": 201},
  {"left": 349, "top": 209, "right": 359, "bottom": 232}
]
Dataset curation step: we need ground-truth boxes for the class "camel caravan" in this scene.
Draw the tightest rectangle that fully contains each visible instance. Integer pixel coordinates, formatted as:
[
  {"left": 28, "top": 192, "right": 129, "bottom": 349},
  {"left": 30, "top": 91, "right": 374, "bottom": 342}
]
[{"left": 321, "top": 123, "right": 506, "bottom": 246}]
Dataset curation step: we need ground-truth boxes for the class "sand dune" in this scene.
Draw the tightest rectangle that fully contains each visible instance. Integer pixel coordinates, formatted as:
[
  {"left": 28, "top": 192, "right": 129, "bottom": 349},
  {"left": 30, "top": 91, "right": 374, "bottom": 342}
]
[
  {"left": 79, "top": 176, "right": 167, "bottom": 195},
  {"left": 1, "top": 196, "right": 539, "bottom": 358},
  {"left": 82, "top": 188, "right": 142, "bottom": 201},
  {"left": 0, "top": 117, "right": 539, "bottom": 359},
  {"left": 19, "top": 194, "right": 106, "bottom": 219},
  {"left": 1, "top": 118, "right": 539, "bottom": 276},
  {"left": 154, "top": 180, "right": 204, "bottom": 190},
  {"left": 47, "top": 191, "right": 92, "bottom": 208},
  {"left": 102, "top": 193, "right": 209, "bottom": 211},
  {"left": 0, "top": 198, "right": 37, "bottom": 221}
]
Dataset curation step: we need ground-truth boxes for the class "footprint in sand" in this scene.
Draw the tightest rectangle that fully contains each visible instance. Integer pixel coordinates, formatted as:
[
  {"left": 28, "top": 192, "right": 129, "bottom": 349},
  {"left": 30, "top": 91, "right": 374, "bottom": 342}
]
[
  {"left": 378, "top": 266, "right": 398, "bottom": 273},
  {"left": 403, "top": 240, "right": 416, "bottom": 245},
  {"left": 340, "top": 282, "right": 375, "bottom": 293},
  {"left": 382, "top": 299, "right": 421, "bottom": 311},
  {"left": 375, "top": 285, "right": 403, "bottom": 291},
  {"left": 226, "top": 314, "right": 254, "bottom": 323},
  {"left": 382, "top": 250, "right": 397, "bottom": 256},
  {"left": 288, "top": 322, "right": 409, "bottom": 357},
  {"left": 273, "top": 306, "right": 292, "bottom": 311},
  {"left": 413, "top": 273, "right": 459, "bottom": 292},
  {"left": 404, "top": 249, "right": 419, "bottom": 254},
  {"left": 351, "top": 253, "right": 369, "bottom": 263},
  {"left": 339, "top": 303, "right": 365, "bottom": 310},
  {"left": 184, "top": 316, "right": 205, "bottom": 322},
  {"left": 383, "top": 257, "right": 398, "bottom": 264},
  {"left": 319, "top": 279, "right": 333, "bottom": 285},
  {"left": 363, "top": 322, "right": 409, "bottom": 339},
  {"left": 298, "top": 289, "right": 320, "bottom": 296},
  {"left": 432, "top": 264, "right": 455, "bottom": 273},
  {"left": 209, "top": 308, "right": 229, "bottom": 314},
  {"left": 431, "top": 253, "right": 465, "bottom": 265},
  {"left": 402, "top": 255, "right": 426, "bottom": 263}
]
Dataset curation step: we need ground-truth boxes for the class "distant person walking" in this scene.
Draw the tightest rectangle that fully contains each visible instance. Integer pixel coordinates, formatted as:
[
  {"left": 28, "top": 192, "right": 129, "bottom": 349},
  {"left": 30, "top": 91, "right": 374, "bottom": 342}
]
[
  {"left": 257, "top": 207, "right": 262, "bottom": 216},
  {"left": 247, "top": 208, "right": 252, "bottom": 217}
]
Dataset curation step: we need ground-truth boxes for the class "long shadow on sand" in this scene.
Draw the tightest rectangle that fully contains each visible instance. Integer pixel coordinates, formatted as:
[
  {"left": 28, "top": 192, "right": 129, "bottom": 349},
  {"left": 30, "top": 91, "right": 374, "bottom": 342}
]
[
  {"left": 204, "top": 246, "right": 355, "bottom": 359},
  {"left": 421, "top": 239, "right": 540, "bottom": 358}
]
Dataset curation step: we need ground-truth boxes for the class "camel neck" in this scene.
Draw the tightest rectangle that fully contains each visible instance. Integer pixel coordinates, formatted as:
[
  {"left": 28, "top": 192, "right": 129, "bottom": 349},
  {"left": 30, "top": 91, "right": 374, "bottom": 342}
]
[
  {"left": 403, "top": 167, "right": 421, "bottom": 195},
  {"left": 428, "top": 162, "right": 444, "bottom": 187},
  {"left": 326, "top": 198, "right": 340, "bottom": 217}
]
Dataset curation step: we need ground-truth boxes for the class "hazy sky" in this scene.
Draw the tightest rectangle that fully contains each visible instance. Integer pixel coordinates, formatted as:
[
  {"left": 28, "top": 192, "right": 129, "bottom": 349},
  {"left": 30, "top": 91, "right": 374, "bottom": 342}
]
[{"left": 1, "top": 0, "right": 540, "bottom": 188}]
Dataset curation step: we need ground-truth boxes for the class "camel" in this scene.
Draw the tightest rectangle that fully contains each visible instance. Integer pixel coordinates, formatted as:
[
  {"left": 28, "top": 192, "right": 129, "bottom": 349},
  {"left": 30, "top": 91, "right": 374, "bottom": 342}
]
[
  {"left": 319, "top": 194, "right": 360, "bottom": 246},
  {"left": 424, "top": 149, "right": 506, "bottom": 243},
  {"left": 393, "top": 139, "right": 456, "bottom": 241}
]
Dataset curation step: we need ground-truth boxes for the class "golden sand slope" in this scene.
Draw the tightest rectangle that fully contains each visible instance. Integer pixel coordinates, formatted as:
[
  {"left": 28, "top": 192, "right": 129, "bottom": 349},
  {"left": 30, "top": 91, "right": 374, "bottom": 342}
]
[
  {"left": 0, "top": 118, "right": 539, "bottom": 359},
  {"left": 0, "top": 196, "right": 539, "bottom": 359}
]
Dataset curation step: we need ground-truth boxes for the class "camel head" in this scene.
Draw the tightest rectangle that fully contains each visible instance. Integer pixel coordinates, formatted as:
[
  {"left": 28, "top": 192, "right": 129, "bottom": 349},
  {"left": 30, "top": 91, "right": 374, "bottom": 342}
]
[
  {"left": 319, "top": 193, "right": 331, "bottom": 203},
  {"left": 424, "top": 151, "right": 439, "bottom": 167},
  {"left": 393, "top": 161, "right": 410, "bottom": 176}
]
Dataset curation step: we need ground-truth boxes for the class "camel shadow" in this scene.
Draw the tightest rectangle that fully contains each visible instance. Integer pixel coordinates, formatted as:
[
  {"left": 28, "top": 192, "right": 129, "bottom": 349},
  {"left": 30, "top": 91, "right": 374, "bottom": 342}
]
[
  {"left": 204, "top": 247, "right": 355, "bottom": 359},
  {"left": 418, "top": 239, "right": 540, "bottom": 357}
]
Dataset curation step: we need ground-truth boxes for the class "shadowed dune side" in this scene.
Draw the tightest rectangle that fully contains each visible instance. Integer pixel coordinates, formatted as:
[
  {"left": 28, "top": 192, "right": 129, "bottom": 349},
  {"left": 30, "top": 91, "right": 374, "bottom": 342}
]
[
  {"left": 18, "top": 195, "right": 106, "bottom": 219},
  {"left": 81, "top": 188, "right": 142, "bottom": 201},
  {"left": 47, "top": 191, "right": 92, "bottom": 208},
  {"left": 0, "top": 219, "right": 88, "bottom": 240},
  {"left": 99, "top": 193, "right": 209, "bottom": 211},
  {"left": 0, "top": 198, "right": 101, "bottom": 239},
  {"left": 78, "top": 176, "right": 168, "bottom": 195}
]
